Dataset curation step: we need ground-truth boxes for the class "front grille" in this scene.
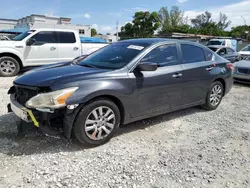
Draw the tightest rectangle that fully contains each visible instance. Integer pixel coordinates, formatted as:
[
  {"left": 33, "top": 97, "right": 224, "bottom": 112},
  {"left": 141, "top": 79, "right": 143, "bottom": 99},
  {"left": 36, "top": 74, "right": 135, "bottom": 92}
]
[
  {"left": 15, "top": 86, "right": 38, "bottom": 106},
  {"left": 238, "top": 68, "right": 250, "bottom": 75}
]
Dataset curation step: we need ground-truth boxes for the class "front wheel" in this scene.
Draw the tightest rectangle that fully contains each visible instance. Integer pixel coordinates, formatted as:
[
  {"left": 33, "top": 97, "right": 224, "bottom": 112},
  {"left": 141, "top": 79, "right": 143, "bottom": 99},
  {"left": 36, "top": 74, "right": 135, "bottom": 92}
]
[
  {"left": 201, "top": 81, "right": 224, "bottom": 110},
  {"left": 0, "top": 56, "right": 20, "bottom": 77},
  {"left": 73, "top": 99, "right": 121, "bottom": 146}
]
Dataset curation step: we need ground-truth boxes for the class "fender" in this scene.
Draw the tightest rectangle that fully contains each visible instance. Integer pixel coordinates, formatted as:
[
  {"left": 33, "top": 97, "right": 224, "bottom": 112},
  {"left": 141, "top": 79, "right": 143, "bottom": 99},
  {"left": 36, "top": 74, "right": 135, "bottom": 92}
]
[
  {"left": 0, "top": 48, "right": 24, "bottom": 65},
  {"left": 65, "top": 79, "right": 131, "bottom": 106}
]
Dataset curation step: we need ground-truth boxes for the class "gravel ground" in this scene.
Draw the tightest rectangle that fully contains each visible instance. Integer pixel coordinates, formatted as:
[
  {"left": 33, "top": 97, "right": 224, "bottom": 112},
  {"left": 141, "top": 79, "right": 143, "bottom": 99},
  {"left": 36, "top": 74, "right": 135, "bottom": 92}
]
[{"left": 0, "top": 77, "right": 250, "bottom": 188}]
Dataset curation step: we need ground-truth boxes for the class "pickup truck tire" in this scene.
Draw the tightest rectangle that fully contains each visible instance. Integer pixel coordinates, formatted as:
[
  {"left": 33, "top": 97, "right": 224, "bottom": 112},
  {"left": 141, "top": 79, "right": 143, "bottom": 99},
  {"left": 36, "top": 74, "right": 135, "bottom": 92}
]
[
  {"left": 73, "top": 99, "right": 121, "bottom": 146},
  {"left": 0, "top": 56, "right": 20, "bottom": 77}
]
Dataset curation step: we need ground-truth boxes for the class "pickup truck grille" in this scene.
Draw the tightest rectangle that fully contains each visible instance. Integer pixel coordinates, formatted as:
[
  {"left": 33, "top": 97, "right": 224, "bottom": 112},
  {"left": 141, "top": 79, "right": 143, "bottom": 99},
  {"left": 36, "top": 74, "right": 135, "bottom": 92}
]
[
  {"left": 238, "top": 68, "right": 250, "bottom": 75},
  {"left": 15, "top": 86, "right": 38, "bottom": 106}
]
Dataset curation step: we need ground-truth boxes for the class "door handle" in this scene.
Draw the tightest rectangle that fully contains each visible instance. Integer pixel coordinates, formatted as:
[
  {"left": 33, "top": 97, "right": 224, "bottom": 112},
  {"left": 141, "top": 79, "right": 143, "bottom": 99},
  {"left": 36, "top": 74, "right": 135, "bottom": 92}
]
[
  {"left": 73, "top": 47, "right": 79, "bottom": 51},
  {"left": 50, "top": 47, "right": 56, "bottom": 51},
  {"left": 206, "top": 66, "right": 214, "bottom": 71},
  {"left": 172, "top": 73, "right": 182, "bottom": 78}
]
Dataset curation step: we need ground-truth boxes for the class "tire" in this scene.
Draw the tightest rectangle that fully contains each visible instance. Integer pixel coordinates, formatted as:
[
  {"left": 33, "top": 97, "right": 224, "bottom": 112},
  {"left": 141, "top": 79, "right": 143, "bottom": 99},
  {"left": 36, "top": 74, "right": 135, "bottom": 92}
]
[
  {"left": 73, "top": 98, "right": 121, "bottom": 146},
  {"left": 201, "top": 81, "right": 224, "bottom": 111},
  {"left": 0, "top": 56, "right": 20, "bottom": 77}
]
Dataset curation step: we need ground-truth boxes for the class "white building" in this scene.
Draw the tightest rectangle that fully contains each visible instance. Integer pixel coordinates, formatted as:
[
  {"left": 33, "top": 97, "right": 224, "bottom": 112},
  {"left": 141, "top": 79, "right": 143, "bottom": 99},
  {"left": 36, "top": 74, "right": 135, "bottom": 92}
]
[
  {"left": 0, "top": 18, "right": 17, "bottom": 30},
  {"left": 0, "top": 14, "right": 91, "bottom": 37}
]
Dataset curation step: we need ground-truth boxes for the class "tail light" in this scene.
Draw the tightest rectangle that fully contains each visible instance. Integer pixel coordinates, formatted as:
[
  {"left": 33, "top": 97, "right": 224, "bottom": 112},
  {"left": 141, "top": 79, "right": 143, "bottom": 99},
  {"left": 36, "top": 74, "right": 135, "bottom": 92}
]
[{"left": 226, "top": 63, "right": 234, "bottom": 71}]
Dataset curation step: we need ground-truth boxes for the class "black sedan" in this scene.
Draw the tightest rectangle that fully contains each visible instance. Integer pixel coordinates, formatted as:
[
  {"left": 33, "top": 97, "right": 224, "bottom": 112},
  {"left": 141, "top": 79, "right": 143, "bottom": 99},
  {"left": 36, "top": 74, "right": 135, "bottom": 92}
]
[
  {"left": 8, "top": 39, "right": 234, "bottom": 146},
  {"left": 208, "top": 45, "right": 240, "bottom": 63}
]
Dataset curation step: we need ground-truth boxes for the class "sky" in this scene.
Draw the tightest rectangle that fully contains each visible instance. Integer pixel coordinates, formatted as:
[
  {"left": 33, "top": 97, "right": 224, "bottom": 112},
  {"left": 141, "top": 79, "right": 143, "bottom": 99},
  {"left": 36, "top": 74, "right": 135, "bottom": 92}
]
[{"left": 0, "top": 0, "right": 249, "bottom": 34}]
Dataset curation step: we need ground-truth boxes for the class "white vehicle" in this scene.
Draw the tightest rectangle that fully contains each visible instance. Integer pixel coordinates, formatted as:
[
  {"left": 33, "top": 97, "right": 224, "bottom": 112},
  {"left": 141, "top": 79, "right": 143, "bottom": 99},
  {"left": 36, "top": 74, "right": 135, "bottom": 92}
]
[
  {"left": 207, "top": 39, "right": 237, "bottom": 51},
  {"left": 238, "top": 45, "right": 250, "bottom": 59},
  {"left": 0, "top": 28, "right": 108, "bottom": 76}
]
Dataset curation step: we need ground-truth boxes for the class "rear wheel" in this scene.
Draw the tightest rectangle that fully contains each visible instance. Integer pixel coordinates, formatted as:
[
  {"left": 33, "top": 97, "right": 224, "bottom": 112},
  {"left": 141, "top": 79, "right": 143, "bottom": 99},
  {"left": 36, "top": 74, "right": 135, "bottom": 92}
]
[
  {"left": 201, "top": 81, "right": 224, "bottom": 110},
  {"left": 0, "top": 56, "right": 20, "bottom": 77},
  {"left": 73, "top": 99, "right": 120, "bottom": 146}
]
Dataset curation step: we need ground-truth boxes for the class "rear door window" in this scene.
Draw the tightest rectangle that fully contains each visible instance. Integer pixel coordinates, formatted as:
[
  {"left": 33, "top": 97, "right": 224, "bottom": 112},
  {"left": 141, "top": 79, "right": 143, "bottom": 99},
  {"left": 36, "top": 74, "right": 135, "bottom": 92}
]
[
  {"left": 57, "top": 32, "right": 76, "bottom": 43},
  {"left": 181, "top": 44, "right": 206, "bottom": 64},
  {"left": 204, "top": 50, "right": 213, "bottom": 61}
]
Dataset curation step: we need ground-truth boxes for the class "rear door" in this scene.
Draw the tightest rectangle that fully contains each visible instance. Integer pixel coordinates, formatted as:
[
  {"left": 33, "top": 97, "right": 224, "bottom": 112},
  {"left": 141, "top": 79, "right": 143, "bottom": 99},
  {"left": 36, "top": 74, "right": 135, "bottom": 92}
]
[
  {"left": 56, "top": 31, "right": 81, "bottom": 62},
  {"left": 129, "top": 43, "right": 184, "bottom": 118},
  {"left": 180, "top": 44, "right": 215, "bottom": 105}
]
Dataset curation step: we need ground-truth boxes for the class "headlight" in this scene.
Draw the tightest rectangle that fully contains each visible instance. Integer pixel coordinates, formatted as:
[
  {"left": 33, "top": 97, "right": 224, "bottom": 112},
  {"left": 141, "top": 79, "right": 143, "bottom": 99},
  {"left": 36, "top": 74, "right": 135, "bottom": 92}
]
[{"left": 26, "top": 87, "right": 78, "bottom": 109}]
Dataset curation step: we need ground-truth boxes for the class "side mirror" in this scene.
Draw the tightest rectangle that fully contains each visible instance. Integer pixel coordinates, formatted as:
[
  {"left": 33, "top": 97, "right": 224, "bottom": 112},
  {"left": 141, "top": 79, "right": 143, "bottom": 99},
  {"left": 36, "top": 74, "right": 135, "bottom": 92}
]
[
  {"left": 26, "top": 38, "right": 36, "bottom": 46},
  {"left": 136, "top": 62, "right": 157, "bottom": 71}
]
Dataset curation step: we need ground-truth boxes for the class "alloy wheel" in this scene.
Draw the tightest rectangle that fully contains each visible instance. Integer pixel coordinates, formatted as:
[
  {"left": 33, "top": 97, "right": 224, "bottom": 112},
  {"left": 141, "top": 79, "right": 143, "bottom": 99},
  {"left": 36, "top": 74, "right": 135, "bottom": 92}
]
[
  {"left": 0, "top": 60, "right": 16, "bottom": 75},
  {"left": 85, "top": 106, "right": 116, "bottom": 140},
  {"left": 210, "top": 85, "right": 222, "bottom": 106}
]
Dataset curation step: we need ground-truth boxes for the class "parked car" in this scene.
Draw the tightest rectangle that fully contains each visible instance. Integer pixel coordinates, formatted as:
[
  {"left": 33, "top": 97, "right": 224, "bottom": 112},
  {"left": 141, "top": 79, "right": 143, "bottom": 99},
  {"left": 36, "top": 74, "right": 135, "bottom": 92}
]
[
  {"left": 0, "top": 28, "right": 108, "bottom": 77},
  {"left": 207, "top": 39, "right": 237, "bottom": 51},
  {"left": 233, "top": 55, "right": 250, "bottom": 83},
  {"left": 208, "top": 45, "right": 240, "bottom": 63},
  {"left": 238, "top": 45, "right": 250, "bottom": 60},
  {"left": 8, "top": 39, "right": 234, "bottom": 146}
]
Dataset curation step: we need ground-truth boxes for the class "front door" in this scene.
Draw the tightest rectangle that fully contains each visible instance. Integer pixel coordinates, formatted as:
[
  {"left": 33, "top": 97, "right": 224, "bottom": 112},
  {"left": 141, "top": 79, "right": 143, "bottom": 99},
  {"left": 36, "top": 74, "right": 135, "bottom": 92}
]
[
  {"left": 129, "top": 43, "right": 184, "bottom": 118},
  {"left": 24, "top": 31, "right": 59, "bottom": 65},
  {"left": 56, "top": 31, "right": 81, "bottom": 62}
]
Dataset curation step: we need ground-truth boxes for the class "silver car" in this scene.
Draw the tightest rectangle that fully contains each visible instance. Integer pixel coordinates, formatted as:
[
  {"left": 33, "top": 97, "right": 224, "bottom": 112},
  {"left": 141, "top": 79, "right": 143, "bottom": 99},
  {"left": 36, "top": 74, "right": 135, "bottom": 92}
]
[{"left": 234, "top": 56, "right": 250, "bottom": 83}]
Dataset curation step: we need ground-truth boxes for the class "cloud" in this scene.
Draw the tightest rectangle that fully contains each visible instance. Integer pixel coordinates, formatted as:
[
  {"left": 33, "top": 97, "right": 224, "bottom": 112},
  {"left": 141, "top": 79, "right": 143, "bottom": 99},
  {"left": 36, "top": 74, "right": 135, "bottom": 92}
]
[
  {"left": 123, "top": 7, "right": 148, "bottom": 12},
  {"left": 92, "top": 24, "right": 98, "bottom": 29},
  {"left": 83, "top": 13, "right": 91, "bottom": 19},
  {"left": 184, "top": 0, "right": 250, "bottom": 29},
  {"left": 107, "top": 6, "right": 148, "bottom": 19},
  {"left": 177, "top": 0, "right": 188, "bottom": 4}
]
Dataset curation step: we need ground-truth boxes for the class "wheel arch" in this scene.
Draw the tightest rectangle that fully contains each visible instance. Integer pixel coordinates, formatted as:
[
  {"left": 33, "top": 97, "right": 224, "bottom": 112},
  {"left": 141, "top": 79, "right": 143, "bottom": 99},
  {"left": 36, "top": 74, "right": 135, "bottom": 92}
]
[
  {"left": 85, "top": 94, "right": 125, "bottom": 125},
  {"left": 0, "top": 52, "right": 23, "bottom": 68},
  {"left": 212, "top": 78, "right": 226, "bottom": 96}
]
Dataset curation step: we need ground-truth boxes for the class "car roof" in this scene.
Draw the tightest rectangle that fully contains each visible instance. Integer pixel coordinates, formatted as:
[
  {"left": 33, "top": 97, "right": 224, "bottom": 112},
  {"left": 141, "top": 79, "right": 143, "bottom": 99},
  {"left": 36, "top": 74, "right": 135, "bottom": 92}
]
[
  {"left": 207, "top": 45, "right": 234, "bottom": 50},
  {"left": 33, "top": 28, "right": 77, "bottom": 32},
  {"left": 118, "top": 38, "right": 205, "bottom": 47}
]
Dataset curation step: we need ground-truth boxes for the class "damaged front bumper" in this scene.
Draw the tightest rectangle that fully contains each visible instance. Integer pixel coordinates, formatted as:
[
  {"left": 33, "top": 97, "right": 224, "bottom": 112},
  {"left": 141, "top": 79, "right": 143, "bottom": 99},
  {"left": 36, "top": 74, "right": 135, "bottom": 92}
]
[{"left": 8, "top": 94, "right": 81, "bottom": 138}]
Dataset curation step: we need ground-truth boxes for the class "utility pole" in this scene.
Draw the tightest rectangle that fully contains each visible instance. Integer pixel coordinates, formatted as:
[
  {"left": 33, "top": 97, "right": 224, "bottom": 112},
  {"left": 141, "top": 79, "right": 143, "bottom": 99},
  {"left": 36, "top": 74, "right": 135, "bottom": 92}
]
[{"left": 116, "top": 21, "right": 119, "bottom": 41}]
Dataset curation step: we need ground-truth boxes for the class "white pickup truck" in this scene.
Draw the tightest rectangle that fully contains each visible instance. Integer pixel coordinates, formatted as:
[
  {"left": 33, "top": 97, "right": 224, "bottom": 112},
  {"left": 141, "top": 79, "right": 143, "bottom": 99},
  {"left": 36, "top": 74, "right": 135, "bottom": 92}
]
[{"left": 0, "top": 28, "right": 108, "bottom": 76}]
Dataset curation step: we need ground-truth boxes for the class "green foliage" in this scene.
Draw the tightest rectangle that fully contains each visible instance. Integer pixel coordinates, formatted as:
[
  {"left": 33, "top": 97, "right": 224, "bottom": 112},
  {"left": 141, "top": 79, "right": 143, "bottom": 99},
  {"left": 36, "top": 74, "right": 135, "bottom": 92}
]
[
  {"left": 119, "top": 11, "right": 161, "bottom": 39},
  {"left": 119, "top": 6, "right": 249, "bottom": 40},
  {"left": 158, "top": 6, "right": 187, "bottom": 34},
  {"left": 91, "top": 28, "right": 97, "bottom": 37}
]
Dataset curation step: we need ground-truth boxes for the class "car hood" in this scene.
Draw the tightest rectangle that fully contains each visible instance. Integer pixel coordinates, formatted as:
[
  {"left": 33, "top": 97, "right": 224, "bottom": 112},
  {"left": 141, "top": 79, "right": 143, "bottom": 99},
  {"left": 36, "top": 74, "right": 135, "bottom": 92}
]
[
  {"left": 14, "top": 62, "right": 110, "bottom": 87},
  {"left": 0, "top": 40, "right": 17, "bottom": 47},
  {"left": 234, "top": 60, "right": 250, "bottom": 68}
]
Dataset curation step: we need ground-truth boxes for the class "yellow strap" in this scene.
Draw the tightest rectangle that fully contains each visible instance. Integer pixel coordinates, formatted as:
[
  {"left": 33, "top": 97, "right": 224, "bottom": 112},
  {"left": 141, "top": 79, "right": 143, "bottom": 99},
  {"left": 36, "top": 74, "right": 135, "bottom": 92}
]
[{"left": 26, "top": 110, "right": 39, "bottom": 127}]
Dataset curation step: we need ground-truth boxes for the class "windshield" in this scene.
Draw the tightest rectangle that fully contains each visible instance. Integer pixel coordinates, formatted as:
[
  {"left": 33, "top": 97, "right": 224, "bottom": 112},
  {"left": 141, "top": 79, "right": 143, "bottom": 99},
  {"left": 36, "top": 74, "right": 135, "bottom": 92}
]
[
  {"left": 79, "top": 42, "right": 149, "bottom": 69},
  {"left": 247, "top": 56, "right": 250, "bottom": 60},
  {"left": 12, "top": 30, "right": 35, "bottom": 41},
  {"left": 207, "top": 40, "right": 225, "bottom": 46},
  {"left": 241, "top": 45, "right": 250, "bottom": 52},
  {"left": 208, "top": 47, "right": 218, "bottom": 52}
]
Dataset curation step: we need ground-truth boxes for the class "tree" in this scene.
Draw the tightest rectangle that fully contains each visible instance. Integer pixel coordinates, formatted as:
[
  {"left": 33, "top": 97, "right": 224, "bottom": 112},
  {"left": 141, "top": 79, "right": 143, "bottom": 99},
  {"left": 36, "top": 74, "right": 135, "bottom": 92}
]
[
  {"left": 158, "top": 6, "right": 188, "bottom": 34},
  {"left": 217, "top": 13, "right": 231, "bottom": 30},
  {"left": 91, "top": 28, "right": 97, "bottom": 37},
  {"left": 190, "top": 11, "right": 231, "bottom": 36},
  {"left": 132, "top": 11, "right": 161, "bottom": 38},
  {"left": 191, "top": 11, "right": 213, "bottom": 29},
  {"left": 230, "top": 25, "right": 250, "bottom": 40},
  {"left": 119, "top": 11, "right": 161, "bottom": 39}
]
